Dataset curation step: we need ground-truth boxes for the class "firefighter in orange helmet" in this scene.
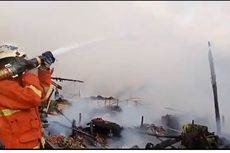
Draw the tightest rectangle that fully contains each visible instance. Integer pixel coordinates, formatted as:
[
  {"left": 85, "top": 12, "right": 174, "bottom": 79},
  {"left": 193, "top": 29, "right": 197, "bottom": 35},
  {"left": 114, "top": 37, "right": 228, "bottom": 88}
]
[{"left": 0, "top": 44, "right": 55, "bottom": 149}]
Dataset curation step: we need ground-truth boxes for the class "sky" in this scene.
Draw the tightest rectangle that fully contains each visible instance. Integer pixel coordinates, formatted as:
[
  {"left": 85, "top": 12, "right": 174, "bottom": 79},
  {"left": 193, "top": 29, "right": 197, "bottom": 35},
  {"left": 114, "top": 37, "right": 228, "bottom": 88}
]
[{"left": 1, "top": 1, "right": 230, "bottom": 133}]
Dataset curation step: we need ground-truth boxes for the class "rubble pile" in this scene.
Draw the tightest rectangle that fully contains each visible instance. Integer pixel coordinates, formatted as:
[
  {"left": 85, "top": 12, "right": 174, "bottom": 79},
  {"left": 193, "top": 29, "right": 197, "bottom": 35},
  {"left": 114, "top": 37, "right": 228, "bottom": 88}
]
[
  {"left": 46, "top": 135, "right": 86, "bottom": 149},
  {"left": 39, "top": 81, "right": 230, "bottom": 149}
]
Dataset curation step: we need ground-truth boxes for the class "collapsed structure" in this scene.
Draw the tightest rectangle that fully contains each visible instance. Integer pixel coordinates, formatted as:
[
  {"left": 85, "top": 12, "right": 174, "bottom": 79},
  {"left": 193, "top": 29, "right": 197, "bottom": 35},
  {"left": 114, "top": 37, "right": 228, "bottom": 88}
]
[
  {"left": 36, "top": 42, "right": 230, "bottom": 149},
  {"left": 38, "top": 85, "right": 230, "bottom": 149}
]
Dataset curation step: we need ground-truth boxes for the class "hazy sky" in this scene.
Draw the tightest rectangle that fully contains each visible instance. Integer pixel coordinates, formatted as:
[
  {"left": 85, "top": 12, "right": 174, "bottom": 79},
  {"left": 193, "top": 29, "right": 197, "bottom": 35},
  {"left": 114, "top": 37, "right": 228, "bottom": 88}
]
[{"left": 1, "top": 1, "right": 230, "bottom": 131}]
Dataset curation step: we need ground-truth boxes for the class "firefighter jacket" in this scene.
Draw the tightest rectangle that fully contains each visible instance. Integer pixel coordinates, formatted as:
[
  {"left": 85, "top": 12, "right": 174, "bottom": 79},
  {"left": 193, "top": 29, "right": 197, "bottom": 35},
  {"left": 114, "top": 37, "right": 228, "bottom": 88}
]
[{"left": 0, "top": 67, "right": 51, "bottom": 149}]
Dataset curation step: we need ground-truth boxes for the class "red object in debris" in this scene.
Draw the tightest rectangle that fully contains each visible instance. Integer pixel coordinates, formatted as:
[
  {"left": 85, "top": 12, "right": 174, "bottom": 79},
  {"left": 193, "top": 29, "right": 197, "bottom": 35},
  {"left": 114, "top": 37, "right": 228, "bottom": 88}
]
[{"left": 92, "top": 118, "right": 105, "bottom": 123}]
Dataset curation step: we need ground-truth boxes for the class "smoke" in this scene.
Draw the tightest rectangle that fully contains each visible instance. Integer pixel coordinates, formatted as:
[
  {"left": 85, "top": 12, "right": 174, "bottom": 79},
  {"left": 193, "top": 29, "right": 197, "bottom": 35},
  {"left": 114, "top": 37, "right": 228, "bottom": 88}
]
[
  {"left": 1, "top": 1, "right": 230, "bottom": 143},
  {"left": 47, "top": 97, "right": 165, "bottom": 148}
]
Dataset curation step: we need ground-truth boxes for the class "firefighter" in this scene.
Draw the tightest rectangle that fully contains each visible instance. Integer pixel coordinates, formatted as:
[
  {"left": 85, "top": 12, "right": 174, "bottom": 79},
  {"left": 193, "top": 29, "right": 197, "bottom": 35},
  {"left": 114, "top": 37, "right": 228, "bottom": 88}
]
[{"left": 0, "top": 44, "right": 55, "bottom": 149}]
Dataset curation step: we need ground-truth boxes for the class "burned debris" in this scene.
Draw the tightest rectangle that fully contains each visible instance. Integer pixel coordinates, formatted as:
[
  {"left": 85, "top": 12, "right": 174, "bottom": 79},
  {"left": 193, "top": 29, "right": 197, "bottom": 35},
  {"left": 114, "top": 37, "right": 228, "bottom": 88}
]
[
  {"left": 38, "top": 83, "right": 230, "bottom": 150},
  {"left": 39, "top": 42, "right": 230, "bottom": 149},
  {"left": 85, "top": 118, "right": 123, "bottom": 137},
  {"left": 46, "top": 135, "right": 87, "bottom": 149},
  {"left": 88, "top": 95, "right": 122, "bottom": 112},
  {"left": 142, "top": 120, "right": 220, "bottom": 149},
  {"left": 39, "top": 85, "right": 230, "bottom": 149},
  {"left": 44, "top": 117, "right": 123, "bottom": 149},
  {"left": 161, "top": 114, "right": 181, "bottom": 135}
]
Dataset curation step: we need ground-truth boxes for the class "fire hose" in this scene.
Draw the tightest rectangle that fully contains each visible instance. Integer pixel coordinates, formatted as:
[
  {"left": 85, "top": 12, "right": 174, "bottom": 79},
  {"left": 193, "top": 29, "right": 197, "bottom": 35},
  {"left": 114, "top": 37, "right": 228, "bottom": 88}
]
[
  {"left": 0, "top": 51, "right": 61, "bottom": 89},
  {"left": 0, "top": 51, "right": 54, "bottom": 80}
]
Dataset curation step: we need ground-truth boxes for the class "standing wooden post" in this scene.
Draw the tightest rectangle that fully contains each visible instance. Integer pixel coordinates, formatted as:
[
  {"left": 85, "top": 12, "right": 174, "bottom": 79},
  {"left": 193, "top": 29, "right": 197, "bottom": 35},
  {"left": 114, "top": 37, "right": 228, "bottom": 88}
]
[
  {"left": 141, "top": 116, "right": 144, "bottom": 127},
  {"left": 72, "top": 119, "right": 77, "bottom": 136},
  {"left": 45, "top": 87, "right": 55, "bottom": 113},
  {"left": 208, "top": 41, "right": 221, "bottom": 134},
  {"left": 90, "top": 121, "right": 94, "bottom": 134},
  {"left": 78, "top": 113, "right": 82, "bottom": 124}
]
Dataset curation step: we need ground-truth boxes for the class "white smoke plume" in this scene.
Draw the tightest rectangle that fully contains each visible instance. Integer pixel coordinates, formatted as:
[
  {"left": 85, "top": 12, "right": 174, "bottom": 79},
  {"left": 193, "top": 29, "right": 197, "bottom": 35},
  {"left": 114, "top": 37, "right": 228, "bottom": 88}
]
[{"left": 47, "top": 97, "right": 165, "bottom": 148}]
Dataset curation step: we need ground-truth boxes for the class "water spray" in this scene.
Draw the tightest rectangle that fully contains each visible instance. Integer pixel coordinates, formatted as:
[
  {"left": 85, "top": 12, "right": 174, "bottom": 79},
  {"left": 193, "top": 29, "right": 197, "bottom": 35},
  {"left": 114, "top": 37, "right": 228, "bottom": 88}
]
[
  {"left": 0, "top": 37, "right": 108, "bottom": 81},
  {"left": 0, "top": 34, "right": 130, "bottom": 81},
  {"left": 51, "top": 34, "right": 130, "bottom": 57},
  {"left": 51, "top": 37, "right": 108, "bottom": 56}
]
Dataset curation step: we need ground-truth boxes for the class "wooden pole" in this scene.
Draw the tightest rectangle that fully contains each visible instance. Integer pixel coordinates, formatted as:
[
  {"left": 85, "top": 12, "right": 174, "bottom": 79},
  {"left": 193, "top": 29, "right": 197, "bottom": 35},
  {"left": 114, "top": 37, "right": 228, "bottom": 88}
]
[
  {"left": 141, "top": 115, "right": 144, "bottom": 127},
  {"left": 78, "top": 113, "right": 82, "bottom": 124},
  {"left": 90, "top": 122, "right": 93, "bottom": 134},
  {"left": 208, "top": 41, "right": 221, "bottom": 134},
  {"left": 45, "top": 88, "right": 55, "bottom": 113}
]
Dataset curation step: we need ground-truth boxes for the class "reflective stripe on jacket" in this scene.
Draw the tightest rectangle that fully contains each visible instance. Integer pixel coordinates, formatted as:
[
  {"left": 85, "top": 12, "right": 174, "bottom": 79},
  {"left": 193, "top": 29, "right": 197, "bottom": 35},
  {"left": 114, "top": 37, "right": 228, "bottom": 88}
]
[{"left": 0, "top": 108, "right": 21, "bottom": 117}]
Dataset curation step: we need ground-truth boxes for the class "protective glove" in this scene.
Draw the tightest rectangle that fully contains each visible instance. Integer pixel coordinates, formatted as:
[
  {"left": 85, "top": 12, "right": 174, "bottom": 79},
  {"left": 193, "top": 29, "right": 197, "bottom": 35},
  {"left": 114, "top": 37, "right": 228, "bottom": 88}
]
[
  {"left": 40, "top": 51, "right": 55, "bottom": 68},
  {"left": 5, "top": 57, "right": 30, "bottom": 78}
]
